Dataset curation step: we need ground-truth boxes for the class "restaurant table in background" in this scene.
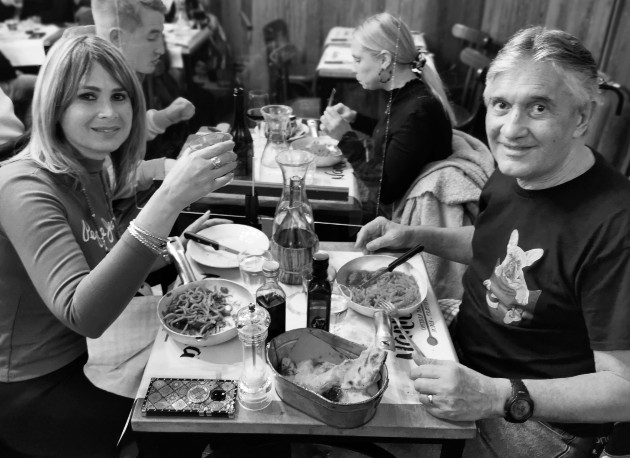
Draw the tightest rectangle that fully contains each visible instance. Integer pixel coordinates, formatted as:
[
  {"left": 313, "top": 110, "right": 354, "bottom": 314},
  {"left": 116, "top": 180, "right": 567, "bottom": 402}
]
[
  {"left": 185, "top": 127, "right": 364, "bottom": 233},
  {"left": 0, "top": 20, "right": 59, "bottom": 68},
  {"left": 162, "top": 23, "right": 211, "bottom": 96},
  {"left": 130, "top": 241, "right": 475, "bottom": 458}
]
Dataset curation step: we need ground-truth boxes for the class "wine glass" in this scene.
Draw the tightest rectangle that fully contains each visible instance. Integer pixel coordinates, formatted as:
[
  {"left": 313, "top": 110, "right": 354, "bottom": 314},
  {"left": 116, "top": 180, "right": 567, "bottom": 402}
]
[{"left": 247, "top": 90, "right": 270, "bottom": 139}]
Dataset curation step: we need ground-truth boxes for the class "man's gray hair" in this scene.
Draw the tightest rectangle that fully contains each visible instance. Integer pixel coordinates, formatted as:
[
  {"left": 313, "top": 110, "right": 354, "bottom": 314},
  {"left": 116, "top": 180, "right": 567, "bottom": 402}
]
[{"left": 486, "top": 26, "right": 599, "bottom": 107}]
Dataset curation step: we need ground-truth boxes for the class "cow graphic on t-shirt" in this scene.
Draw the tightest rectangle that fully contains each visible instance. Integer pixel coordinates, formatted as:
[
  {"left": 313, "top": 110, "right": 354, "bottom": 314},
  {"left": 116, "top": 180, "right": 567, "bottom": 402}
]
[{"left": 483, "top": 230, "right": 543, "bottom": 325}]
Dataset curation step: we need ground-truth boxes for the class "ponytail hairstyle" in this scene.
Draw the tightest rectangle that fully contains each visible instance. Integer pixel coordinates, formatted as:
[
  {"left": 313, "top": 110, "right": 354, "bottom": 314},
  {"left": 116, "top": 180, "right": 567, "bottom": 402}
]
[{"left": 354, "top": 12, "right": 456, "bottom": 124}]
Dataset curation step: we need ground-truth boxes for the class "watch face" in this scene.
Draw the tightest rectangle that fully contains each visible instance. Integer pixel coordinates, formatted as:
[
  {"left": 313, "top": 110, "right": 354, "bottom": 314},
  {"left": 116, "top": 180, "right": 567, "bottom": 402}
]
[{"left": 510, "top": 399, "right": 532, "bottom": 421}]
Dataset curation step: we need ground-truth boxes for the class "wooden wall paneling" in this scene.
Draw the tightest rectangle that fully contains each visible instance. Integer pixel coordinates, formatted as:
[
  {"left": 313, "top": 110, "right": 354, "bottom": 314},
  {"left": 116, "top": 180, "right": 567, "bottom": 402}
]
[
  {"left": 544, "top": 0, "right": 613, "bottom": 63},
  {"left": 602, "top": 0, "right": 630, "bottom": 89}
]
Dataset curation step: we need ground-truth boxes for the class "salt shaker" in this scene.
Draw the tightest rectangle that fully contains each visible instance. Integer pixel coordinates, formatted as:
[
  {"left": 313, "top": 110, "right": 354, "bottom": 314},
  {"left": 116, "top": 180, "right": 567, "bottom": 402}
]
[{"left": 235, "top": 303, "right": 272, "bottom": 410}]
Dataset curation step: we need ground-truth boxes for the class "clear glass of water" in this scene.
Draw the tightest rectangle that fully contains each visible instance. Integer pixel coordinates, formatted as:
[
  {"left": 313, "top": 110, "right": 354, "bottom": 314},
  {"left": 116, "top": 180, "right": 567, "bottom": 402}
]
[
  {"left": 238, "top": 248, "right": 273, "bottom": 294},
  {"left": 330, "top": 283, "right": 352, "bottom": 334}
]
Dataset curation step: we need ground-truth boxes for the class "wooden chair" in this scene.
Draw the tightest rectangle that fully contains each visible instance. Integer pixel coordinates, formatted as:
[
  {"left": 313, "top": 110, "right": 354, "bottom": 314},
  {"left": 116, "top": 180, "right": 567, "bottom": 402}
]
[
  {"left": 451, "top": 23, "right": 494, "bottom": 54},
  {"left": 450, "top": 47, "right": 492, "bottom": 141},
  {"left": 263, "top": 19, "right": 314, "bottom": 104}
]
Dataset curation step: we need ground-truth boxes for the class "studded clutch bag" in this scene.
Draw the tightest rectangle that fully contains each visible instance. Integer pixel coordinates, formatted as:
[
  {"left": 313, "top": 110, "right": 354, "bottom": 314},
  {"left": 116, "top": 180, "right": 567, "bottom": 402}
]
[{"left": 141, "top": 378, "right": 237, "bottom": 417}]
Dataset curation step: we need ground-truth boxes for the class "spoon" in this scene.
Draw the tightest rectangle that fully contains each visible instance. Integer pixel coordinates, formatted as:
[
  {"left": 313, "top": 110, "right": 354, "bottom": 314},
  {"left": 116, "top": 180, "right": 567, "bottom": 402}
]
[{"left": 419, "top": 303, "right": 438, "bottom": 346}]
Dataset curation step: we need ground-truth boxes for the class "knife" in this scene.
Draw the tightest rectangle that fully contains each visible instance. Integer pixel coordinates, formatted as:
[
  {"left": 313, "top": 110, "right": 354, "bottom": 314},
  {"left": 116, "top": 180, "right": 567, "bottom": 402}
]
[
  {"left": 183, "top": 232, "right": 240, "bottom": 255},
  {"left": 358, "top": 243, "right": 425, "bottom": 289}
]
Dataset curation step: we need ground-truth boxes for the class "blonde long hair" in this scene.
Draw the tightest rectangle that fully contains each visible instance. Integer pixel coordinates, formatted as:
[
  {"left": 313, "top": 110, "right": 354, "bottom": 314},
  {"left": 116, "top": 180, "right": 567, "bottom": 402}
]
[
  {"left": 21, "top": 35, "right": 146, "bottom": 194},
  {"left": 354, "top": 12, "right": 455, "bottom": 124}
]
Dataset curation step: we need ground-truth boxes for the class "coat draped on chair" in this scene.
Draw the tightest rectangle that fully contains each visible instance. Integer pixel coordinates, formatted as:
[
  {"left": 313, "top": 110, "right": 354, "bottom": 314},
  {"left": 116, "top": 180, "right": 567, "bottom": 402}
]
[{"left": 393, "top": 129, "right": 495, "bottom": 301}]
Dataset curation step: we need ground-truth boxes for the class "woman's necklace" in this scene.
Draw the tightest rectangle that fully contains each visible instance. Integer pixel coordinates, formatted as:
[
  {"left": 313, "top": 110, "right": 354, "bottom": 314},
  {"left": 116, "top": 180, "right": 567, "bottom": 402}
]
[
  {"left": 376, "top": 15, "right": 401, "bottom": 209},
  {"left": 79, "top": 171, "right": 119, "bottom": 253}
]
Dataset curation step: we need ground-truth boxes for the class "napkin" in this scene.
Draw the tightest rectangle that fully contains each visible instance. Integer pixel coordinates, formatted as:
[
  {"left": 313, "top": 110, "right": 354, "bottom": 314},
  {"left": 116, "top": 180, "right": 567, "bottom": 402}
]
[{"left": 84, "top": 297, "right": 161, "bottom": 399}]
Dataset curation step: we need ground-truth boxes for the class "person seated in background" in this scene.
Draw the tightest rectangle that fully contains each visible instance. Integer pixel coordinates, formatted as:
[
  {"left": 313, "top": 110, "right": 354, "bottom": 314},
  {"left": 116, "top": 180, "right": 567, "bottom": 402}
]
[
  {"left": 355, "top": 26, "right": 630, "bottom": 458},
  {"left": 0, "top": 85, "right": 23, "bottom": 146},
  {"left": 0, "top": 35, "right": 236, "bottom": 457},
  {"left": 89, "top": 0, "right": 196, "bottom": 164},
  {"left": 0, "top": 50, "right": 36, "bottom": 129},
  {"left": 320, "top": 12, "right": 454, "bottom": 219}
]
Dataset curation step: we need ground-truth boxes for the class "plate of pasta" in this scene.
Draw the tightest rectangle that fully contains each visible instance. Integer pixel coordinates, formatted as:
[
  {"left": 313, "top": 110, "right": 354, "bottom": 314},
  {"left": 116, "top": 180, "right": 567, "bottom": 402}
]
[
  {"left": 336, "top": 255, "right": 428, "bottom": 318},
  {"left": 157, "top": 279, "right": 253, "bottom": 346}
]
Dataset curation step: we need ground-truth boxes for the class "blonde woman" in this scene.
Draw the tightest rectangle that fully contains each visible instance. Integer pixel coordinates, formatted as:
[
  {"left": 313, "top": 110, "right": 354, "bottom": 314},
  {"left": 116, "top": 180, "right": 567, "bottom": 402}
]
[
  {"left": 320, "top": 12, "right": 454, "bottom": 216},
  {"left": 0, "top": 35, "right": 236, "bottom": 457}
]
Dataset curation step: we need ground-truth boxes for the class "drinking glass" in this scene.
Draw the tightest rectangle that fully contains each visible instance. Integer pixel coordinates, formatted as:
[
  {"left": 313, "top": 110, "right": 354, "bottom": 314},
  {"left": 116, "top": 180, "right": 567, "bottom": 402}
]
[
  {"left": 330, "top": 283, "right": 352, "bottom": 334},
  {"left": 300, "top": 264, "right": 336, "bottom": 293},
  {"left": 238, "top": 248, "right": 273, "bottom": 294},
  {"left": 182, "top": 131, "right": 232, "bottom": 157},
  {"left": 247, "top": 90, "right": 270, "bottom": 139}
]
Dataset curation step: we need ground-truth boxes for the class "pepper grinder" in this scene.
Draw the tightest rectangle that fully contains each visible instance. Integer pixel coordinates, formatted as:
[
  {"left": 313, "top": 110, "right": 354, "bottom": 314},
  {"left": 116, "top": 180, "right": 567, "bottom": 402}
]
[{"left": 235, "top": 303, "right": 272, "bottom": 410}]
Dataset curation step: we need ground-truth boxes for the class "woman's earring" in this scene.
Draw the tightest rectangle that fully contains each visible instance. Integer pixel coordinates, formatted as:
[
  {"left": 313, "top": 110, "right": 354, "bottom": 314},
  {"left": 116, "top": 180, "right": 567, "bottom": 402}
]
[{"left": 378, "top": 67, "right": 392, "bottom": 84}]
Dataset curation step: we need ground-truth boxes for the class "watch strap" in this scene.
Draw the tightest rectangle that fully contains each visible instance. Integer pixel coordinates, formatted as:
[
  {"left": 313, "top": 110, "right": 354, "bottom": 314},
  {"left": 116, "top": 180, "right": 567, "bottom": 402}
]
[{"left": 504, "top": 379, "right": 534, "bottom": 423}]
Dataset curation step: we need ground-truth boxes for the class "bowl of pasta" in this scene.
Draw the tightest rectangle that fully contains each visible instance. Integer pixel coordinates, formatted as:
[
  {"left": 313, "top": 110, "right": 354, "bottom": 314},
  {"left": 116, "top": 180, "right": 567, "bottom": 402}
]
[
  {"left": 336, "top": 255, "right": 428, "bottom": 318},
  {"left": 157, "top": 278, "right": 253, "bottom": 346}
]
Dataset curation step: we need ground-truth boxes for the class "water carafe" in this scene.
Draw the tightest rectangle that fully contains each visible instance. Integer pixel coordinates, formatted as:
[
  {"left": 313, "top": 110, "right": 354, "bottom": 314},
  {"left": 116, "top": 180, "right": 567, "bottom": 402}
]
[
  {"left": 274, "top": 149, "right": 315, "bottom": 230},
  {"left": 260, "top": 105, "right": 292, "bottom": 168},
  {"left": 270, "top": 176, "right": 319, "bottom": 285}
]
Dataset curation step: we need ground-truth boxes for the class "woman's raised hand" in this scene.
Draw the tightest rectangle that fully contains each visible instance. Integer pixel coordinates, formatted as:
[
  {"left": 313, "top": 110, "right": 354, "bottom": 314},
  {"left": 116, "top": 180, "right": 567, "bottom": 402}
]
[
  {"left": 159, "top": 139, "right": 237, "bottom": 210},
  {"left": 320, "top": 103, "right": 355, "bottom": 140}
]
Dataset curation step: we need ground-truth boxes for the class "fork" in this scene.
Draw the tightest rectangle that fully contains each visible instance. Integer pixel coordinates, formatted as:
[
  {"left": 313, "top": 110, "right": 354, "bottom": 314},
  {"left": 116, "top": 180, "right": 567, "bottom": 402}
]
[{"left": 377, "top": 300, "right": 425, "bottom": 357}]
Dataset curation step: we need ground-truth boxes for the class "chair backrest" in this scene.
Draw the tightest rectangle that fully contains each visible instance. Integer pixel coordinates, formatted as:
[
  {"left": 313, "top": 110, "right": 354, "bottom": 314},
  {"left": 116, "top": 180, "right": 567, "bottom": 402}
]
[
  {"left": 451, "top": 47, "right": 491, "bottom": 139},
  {"left": 451, "top": 23, "right": 494, "bottom": 54}
]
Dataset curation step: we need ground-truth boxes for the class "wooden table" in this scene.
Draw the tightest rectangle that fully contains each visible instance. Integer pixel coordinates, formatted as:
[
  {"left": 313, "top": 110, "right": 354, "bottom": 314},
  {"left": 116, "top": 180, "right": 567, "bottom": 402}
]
[{"left": 130, "top": 242, "right": 475, "bottom": 457}]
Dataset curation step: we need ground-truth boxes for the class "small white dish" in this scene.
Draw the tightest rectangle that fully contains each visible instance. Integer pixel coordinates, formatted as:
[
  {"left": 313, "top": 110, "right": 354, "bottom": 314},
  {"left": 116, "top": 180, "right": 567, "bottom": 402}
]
[
  {"left": 287, "top": 123, "right": 310, "bottom": 142},
  {"left": 291, "top": 136, "right": 344, "bottom": 168},
  {"left": 187, "top": 224, "right": 269, "bottom": 269}
]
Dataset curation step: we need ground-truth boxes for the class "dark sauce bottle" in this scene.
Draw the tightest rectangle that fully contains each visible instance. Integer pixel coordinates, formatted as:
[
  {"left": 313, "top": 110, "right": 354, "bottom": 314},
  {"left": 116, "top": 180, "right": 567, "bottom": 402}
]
[
  {"left": 255, "top": 260, "right": 286, "bottom": 343},
  {"left": 306, "top": 252, "right": 332, "bottom": 331}
]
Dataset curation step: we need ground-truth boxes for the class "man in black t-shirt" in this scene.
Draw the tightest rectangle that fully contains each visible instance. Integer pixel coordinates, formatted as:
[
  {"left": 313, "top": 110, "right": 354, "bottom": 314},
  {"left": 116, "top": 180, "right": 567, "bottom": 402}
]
[{"left": 356, "top": 26, "right": 630, "bottom": 458}]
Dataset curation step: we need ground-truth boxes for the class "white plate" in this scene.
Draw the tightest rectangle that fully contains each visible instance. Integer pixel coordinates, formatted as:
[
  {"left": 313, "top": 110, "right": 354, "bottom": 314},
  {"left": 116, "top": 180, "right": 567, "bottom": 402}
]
[
  {"left": 187, "top": 224, "right": 269, "bottom": 268},
  {"left": 336, "top": 255, "right": 428, "bottom": 317},
  {"left": 291, "top": 136, "right": 344, "bottom": 168},
  {"left": 287, "top": 123, "right": 310, "bottom": 142},
  {"left": 158, "top": 279, "right": 253, "bottom": 346}
]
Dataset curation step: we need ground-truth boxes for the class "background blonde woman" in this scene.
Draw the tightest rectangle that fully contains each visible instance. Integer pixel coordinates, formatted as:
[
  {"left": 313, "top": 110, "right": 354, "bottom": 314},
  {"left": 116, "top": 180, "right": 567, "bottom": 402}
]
[{"left": 320, "top": 12, "right": 454, "bottom": 217}]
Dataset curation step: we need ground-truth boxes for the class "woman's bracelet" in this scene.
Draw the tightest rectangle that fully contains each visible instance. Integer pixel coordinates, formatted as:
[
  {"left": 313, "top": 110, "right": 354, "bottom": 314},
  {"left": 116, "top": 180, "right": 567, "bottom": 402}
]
[{"left": 128, "top": 220, "right": 171, "bottom": 263}]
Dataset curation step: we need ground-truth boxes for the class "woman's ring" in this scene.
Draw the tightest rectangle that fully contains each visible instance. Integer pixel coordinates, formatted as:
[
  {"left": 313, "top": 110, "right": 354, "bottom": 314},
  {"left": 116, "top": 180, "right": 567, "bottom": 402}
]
[
  {"left": 210, "top": 156, "right": 222, "bottom": 169},
  {"left": 427, "top": 394, "right": 434, "bottom": 405}
]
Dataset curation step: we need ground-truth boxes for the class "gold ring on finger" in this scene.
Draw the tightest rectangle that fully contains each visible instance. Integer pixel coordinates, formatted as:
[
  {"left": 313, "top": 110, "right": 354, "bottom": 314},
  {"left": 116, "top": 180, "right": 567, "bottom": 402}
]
[{"left": 210, "top": 156, "right": 222, "bottom": 169}]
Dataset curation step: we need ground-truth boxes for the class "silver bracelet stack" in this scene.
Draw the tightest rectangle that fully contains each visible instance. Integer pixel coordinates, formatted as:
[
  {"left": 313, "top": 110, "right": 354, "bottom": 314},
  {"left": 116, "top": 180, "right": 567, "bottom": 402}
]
[{"left": 128, "top": 220, "right": 171, "bottom": 263}]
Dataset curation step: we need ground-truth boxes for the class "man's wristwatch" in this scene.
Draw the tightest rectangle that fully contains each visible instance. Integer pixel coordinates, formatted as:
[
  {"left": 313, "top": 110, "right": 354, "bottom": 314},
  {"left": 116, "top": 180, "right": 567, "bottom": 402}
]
[{"left": 504, "top": 379, "right": 534, "bottom": 423}]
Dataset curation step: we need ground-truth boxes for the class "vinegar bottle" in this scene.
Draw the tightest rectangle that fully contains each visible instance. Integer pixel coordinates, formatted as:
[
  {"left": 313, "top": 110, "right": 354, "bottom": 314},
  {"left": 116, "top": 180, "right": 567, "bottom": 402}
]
[
  {"left": 255, "top": 260, "right": 286, "bottom": 343},
  {"left": 306, "top": 252, "right": 332, "bottom": 331},
  {"left": 230, "top": 87, "right": 253, "bottom": 178}
]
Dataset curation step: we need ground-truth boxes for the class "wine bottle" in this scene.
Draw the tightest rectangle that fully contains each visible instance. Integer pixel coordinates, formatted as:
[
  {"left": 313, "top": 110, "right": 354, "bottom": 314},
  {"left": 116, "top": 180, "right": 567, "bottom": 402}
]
[
  {"left": 306, "top": 252, "right": 332, "bottom": 331},
  {"left": 230, "top": 87, "right": 253, "bottom": 178}
]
